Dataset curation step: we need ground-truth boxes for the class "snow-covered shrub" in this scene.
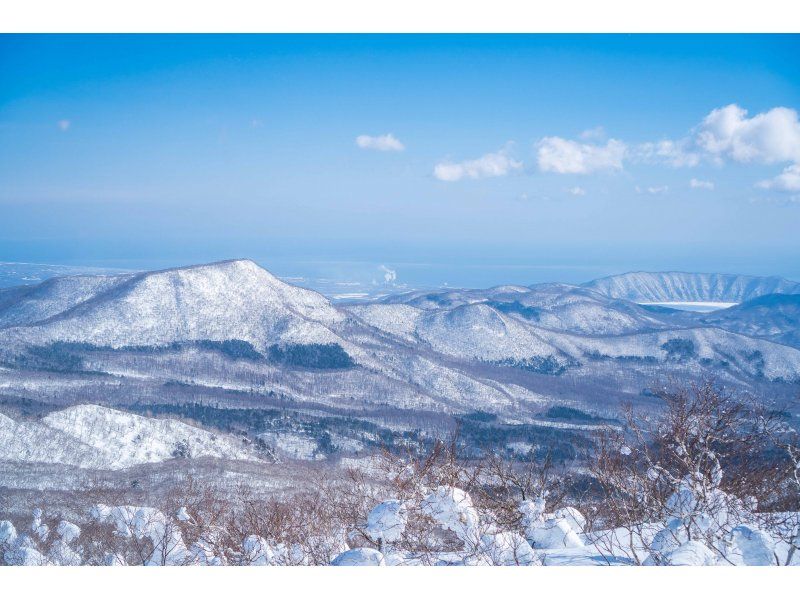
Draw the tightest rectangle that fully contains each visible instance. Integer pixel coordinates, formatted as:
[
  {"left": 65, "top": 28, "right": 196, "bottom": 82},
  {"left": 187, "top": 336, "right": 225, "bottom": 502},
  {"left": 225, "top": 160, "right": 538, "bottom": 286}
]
[
  {"left": 421, "top": 486, "right": 481, "bottom": 546},
  {"left": 645, "top": 468, "right": 779, "bottom": 565},
  {"left": 3, "top": 535, "right": 49, "bottom": 566},
  {"left": 31, "top": 508, "right": 49, "bottom": 542},
  {"left": 723, "top": 524, "right": 778, "bottom": 566},
  {"left": 56, "top": 520, "right": 81, "bottom": 544},
  {"left": 479, "top": 531, "right": 539, "bottom": 565},
  {"left": 643, "top": 540, "right": 717, "bottom": 566},
  {"left": 330, "top": 547, "right": 385, "bottom": 566},
  {"left": 365, "top": 499, "right": 407, "bottom": 546},
  {"left": 589, "top": 382, "right": 794, "bottom": 565},
  {"left": 90, "top": 504, "right": 190, "bottom": 565},
  {"left": 554, "top": 507, "right": 586, "bottom": 535},
  {"left": 0, "top": 520, "right": 17, "bottom": 546},
  {"left": 242, "top": 534, "right": 283, "bottom": 565},
  {"left": 175, "top": 507, "right": 192, "bottom": 522},
  {"left": 519, "top": 498, "right": 584, "bottom": 550}
]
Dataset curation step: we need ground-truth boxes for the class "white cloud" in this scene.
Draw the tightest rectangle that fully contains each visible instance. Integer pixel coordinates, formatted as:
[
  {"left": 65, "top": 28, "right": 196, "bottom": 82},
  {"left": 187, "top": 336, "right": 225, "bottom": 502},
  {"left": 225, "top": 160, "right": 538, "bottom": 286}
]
[
  {"left": 633, "top": 104, "right": 800, "bottom": 171},
  {"left": 636, "top": 185, "right": 669, "bottom": 195},
  {"left": 748, "top": 194, "right": 800, "bottom": 206},
  {"left": 580, "top": 126, "right": 606, "bottom": 140},
  {"left": 695, "top": 104, "right": 800, "bottom": 164},
  {"left": 379, "top": 265, "right": 397, "bottom": 283},
  {"left": 434, "top": 149, "right": 522, "bottom": 182},
  {"left": 356, "top": 133, "right": 405, "bottom": 152},
  {"left": 536, "top": 137, "right": 626, "bottom": 174},
  {"left": 637, "top": 139, "right": 700, "bottom": 168},
  {"left": 57, "top": 119, "right": 70, "bottom": 132},
  {"left": 756, "top": 163, "right": 800, "bottom": 192},
  {"left": 566, "top": 186, "right": 586, "bottom": 196},
  {"left": 690, "top": 178, "right": 715, "bottom": 190}
]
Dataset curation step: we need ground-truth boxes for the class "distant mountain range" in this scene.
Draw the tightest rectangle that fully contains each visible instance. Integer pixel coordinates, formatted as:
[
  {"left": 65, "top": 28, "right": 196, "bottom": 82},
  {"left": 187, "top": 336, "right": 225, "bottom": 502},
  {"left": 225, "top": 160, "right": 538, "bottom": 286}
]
[
  {"left": 0, "top": 261, "right": 798, "bottom": 441},
  {"left": 582, "top": 271, "right": 800, "bottom": 303}
]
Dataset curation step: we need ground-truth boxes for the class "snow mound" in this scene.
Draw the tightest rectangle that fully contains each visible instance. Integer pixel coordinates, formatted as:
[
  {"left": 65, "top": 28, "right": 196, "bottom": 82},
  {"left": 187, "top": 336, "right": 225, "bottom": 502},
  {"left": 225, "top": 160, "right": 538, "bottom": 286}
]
[
  {"left": 421, "top": 486, "right": 480, "bottom": 544},
  {"left": 726, "top": 525, "right": 777, "bottom": 566},
  {"left": 366, "top": 499, "right": 408, "bottom": 544},
  {"left": 330, "top": 547, "right": 385, "bottom": 566},
  {"left": 644, "top": 540, "right": 717, "bottom": 566},
  {"left": 520, "top": 499, "right": 584, "bottom": 550},
  {"left": 480, "top": 531, "right": 540, "bottom": 566}
]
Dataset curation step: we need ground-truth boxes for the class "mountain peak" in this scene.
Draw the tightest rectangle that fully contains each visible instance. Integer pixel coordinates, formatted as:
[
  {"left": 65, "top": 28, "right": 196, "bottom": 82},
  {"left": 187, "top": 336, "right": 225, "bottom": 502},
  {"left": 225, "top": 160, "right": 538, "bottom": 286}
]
[{"left": 0, "top": 258, "right": 346, "bottom": 350}]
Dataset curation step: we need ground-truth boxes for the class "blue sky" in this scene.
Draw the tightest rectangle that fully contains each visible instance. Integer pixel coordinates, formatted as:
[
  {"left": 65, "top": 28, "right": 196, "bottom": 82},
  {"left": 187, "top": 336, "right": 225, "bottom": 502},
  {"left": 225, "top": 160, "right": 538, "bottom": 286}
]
[{"left": 1, "top": 35, "right": 800, "bottom": 289}]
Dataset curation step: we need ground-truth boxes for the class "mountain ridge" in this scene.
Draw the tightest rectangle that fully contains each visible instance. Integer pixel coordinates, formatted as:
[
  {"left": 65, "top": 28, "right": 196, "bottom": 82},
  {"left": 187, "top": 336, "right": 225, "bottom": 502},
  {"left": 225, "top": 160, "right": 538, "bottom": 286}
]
[{"left": 582, "top": 271, "right": 800, "bottom": 303}]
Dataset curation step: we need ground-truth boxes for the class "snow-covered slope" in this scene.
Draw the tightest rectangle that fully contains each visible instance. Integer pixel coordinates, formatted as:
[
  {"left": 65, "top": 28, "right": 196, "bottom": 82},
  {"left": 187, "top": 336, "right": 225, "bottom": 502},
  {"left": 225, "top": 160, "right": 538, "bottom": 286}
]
[
  {"left": 583, "top": 272, "right": 800, "bottom": 303},
  {"left": 0, "top": 260, "right": 346, "bottom": 350},
  {"left": 416, "top": 303, "right": 563, "bottom": 363},
  {"left": 358, "top": 285, "right": 670, "bottom": 336},
  {"left": 0, "top": 274, "right": 135, "bottom": 328},
  {"left": 539, "top": 326, "right": 800, "bottom": 381},
  {"left": 0, "top": 405, "right": 257, "bottom": 470},
  {"left": 346, "top": 303, "right": 424, "bottom": 342},
  {"left": 698, "top": 294, "right": 800, "bottom": 348}
]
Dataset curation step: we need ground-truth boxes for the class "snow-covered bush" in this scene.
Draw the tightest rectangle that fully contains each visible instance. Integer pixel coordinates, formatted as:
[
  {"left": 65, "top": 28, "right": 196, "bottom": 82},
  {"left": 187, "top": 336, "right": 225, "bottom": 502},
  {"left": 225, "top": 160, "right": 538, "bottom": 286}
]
[
  {"left": 644, "top": 540, "right": 717, "bottom": 566},
  {"left": 330, "top": 547, "right": 385, "bottom": 566},
  {"left": 421, "top": 486, "right": 481, "bottom": 546},
  {"left": 0, "top": 520, "right": 17, "bottom": 546},
  {"left": 519, "top": 498, "right": 584, "bottom": 550},
  {"left": 365, "top": 499, "right": 407, "bottom": 547},
  {"left": 479, "top": 530, "right": 539, "bottom": 565},
  {"left": 242, "top": 534, "right": 283, "bottom": 565},
  {"left": 90, "top": 504, "right": 190, "bottom": 565},
  {"left": 589, "top": 382, "right": 795, "bottom": 565}
]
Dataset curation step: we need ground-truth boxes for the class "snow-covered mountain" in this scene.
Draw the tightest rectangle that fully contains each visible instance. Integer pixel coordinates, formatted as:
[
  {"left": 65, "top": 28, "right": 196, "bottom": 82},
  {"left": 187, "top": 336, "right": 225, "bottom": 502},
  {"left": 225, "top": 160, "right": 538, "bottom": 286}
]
[
  {"left": 698, "top": 294, "right": 800, "bottom": 348},
  {"left": 0, "top": 404, "right": 259, "bottom": 470},
  {"left": 0, "top": 261, "right": 798, "bottom": 431},
  {"left": 0, "top": 259, "right": 347, "bottom": 351},
  {"left": 582, "top": 271, "right": 800, "bottom": 303},
  {"left": 349, "top": 286, "right": 800, "bottom": 382}
]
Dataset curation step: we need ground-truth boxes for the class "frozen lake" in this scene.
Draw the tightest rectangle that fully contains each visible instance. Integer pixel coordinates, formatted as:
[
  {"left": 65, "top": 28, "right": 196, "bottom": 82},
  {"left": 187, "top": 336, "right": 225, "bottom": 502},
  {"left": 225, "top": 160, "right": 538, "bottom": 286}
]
[{"left": 638, "top": 301, "right": 738, "bottom": 313}]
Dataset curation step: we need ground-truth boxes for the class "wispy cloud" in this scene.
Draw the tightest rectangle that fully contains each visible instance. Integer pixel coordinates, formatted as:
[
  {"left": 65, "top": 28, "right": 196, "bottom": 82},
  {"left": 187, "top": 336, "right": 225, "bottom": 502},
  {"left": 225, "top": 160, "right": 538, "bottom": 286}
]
[
  {"left": 756, "top": 163, "right": 800, "bottom": 192},
  {"left": 356, "top": 133, "right": 405, "bottom": 152},
  {"left": 637, "top": 139, "right": 700, "bottom": 168},
  {"left": 636, "top": 185, "right": 669, "bottom": 195},
  {"left": 579, "top": 126, "right": 606, "bottom": 141},
  {"left": 748, "top": 194, "right": 800, "bottom": 206},
  {"left": 57, "top": 119, "right": 71, "bottom": 132},
  {"left": 566, "top": 186, "right": 586, "bottom": 196},
  {"left": 690, "top": 178, "right": 715, "bottom": 190},
  {"left": 434, "top": 148, "right": 522, "bottom": 182},
  {"left": 537, "top": 137, "right": 626, "bottom": 174}
]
